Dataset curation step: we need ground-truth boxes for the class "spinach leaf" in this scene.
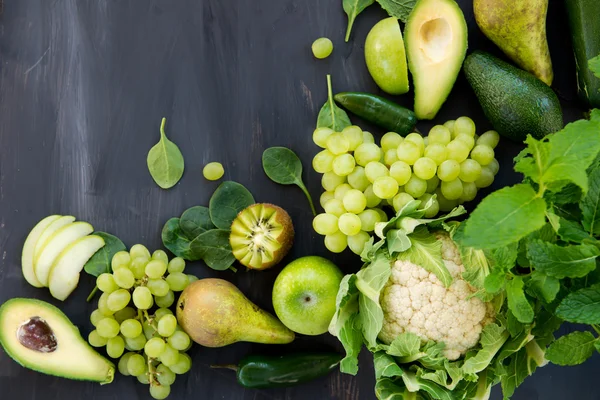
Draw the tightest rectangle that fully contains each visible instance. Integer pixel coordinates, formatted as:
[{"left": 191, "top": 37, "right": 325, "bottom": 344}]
[
  {"left": 190, "top": 229, "right": 236, "bottom": 271},
  {"left": 161, "top": 218, "right": 201, "bottom": 261},
  {"left": 147, "top": 118, "right": 185, "bottom": 189},
  {"left": 343, "top": 0, "right": 374, "bottom": 42},
  {"left": 83, "top": 232, "right": 126, "bottom": 301},
  {"left": 262, "top": 147, "right": 316, "bottom": 216},
  {"left": 317, "top": 75, "right": 351, "bottom": 131},
  {"left": 546, "top": 331, "right": 597, "bottom": 366},
  {"left": 376, "top": 0, "right": 416, "bottom": 23},
  {"left": 180, "top": 206, "right": 214, "bottom": 239},
  {"left": 209, "top": 181, "right": 255, "bottom": 230}
]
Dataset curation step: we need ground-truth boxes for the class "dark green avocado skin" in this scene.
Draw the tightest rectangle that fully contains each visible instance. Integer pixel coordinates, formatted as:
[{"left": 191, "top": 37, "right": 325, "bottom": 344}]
[{"left": 464, "top": 51, "right": 563, "bottom": 142}]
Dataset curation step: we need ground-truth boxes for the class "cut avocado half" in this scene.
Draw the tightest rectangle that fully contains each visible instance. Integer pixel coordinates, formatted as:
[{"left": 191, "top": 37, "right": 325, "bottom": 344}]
[
  {"left": 405, "top": 0, "right": 468, "bottom": 120},
  {"left": 0, "top": 298, "right": 114, "bottom": 383},
  {"left": 22, "top": 215, "right": 61, "bottom": 288}
]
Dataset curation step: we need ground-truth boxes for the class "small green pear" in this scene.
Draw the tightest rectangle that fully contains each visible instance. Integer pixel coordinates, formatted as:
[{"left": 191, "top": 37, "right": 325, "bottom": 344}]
[{"left": 474, "top": 0, "right": 553, "bottom": 86}]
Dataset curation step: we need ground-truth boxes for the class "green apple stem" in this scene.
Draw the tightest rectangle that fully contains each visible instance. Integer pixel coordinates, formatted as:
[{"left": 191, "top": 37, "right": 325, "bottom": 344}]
[{"left": 86, "top": 285, "right": 99, "bottom": 302}]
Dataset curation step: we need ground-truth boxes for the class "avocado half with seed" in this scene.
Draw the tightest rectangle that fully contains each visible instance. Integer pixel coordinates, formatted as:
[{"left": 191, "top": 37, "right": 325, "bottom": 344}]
[
  {"left": 229, "top": 203, "right": 294, "bottom": 270},
  {"left": 0, "top": 298, "right": 115, "bottom": 384}
]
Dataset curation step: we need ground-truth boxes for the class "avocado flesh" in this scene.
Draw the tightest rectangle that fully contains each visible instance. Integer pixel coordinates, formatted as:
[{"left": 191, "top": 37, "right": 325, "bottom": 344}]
[
  {"left": 0, "top": 298, "right": 114, "bottom": 383},
  {"left": 405, "top": 0, "right": 468, "bottom": 120}
]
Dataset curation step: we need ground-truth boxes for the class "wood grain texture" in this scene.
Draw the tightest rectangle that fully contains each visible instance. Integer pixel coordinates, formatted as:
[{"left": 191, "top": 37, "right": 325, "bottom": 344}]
[{"left": 0, "top": 0, "right": 596, "bottom": 399}]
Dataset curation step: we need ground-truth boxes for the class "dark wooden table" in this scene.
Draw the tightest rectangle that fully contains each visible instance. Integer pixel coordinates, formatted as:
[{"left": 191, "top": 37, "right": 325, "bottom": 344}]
[{"left": 0, "top": 0, "right": 598, "bottom": 399}]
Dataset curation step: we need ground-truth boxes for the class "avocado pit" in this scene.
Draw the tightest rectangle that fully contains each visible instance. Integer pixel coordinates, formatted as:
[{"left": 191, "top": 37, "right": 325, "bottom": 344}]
[{"left": 17, "top": 316, "right": 57, "bottom": 353}]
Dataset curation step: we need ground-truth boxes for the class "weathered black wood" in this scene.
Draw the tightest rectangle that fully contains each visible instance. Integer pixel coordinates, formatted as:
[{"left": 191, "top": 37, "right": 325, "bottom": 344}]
[{"left": 0, "top": 0, "right": 596, "bottom": 399}]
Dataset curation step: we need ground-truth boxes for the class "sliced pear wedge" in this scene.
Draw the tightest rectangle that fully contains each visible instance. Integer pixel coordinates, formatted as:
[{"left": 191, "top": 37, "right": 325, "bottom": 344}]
[
  {"left": 49, "top": 235, "right": 105, "bottom": 301},
  {"left": 21, "top": 215, "right": 61, "bottom": 288}
]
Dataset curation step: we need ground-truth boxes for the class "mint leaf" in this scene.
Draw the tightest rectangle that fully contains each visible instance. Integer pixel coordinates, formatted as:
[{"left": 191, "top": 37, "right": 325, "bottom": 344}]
[
  {"left": 547, "top": 119, "right": 600, "bottom": 177},
  {"left": 526, "top": 271, "right": 560, "bottom": 303},
  {"left": 526, "top": 240, "right": 600, "bottom": 278},
  {"left": 546, "top": 331, "right": 597, "bottom": 366},
  {"left": 376, "top": 0, "right": 417, "bottom": 23},
  {"left": 590, "top": 55, "right": 600, "bottom": 79},
  {"left": 484, "top": 271, "right": 506, "bottom": 294},
  {"left": 506, "top": 277, "right": 534, "bottom": 323},
  {"left": 462, "top": 324, "right": 509, "bottom": 374},
  {"left": 556, "top": 283, "right": 600, "bottom": 324},
  {"left": 399, "top": 227, "right": 452, "bottom": 287},
  {"left": 582, "top": 166, "right": 600, "bottom": 235},
  {"left": 514, "top": 136, "right": 549, "bottom": 184},
  {"left": 557, "top": 218, "right": 592, "bottom": 243},
  {"left": 461, "top": 184, "right": 547, "bottom": 249},
  {"left": 387, "top": 332, "right": 421, "bottom": 357}
]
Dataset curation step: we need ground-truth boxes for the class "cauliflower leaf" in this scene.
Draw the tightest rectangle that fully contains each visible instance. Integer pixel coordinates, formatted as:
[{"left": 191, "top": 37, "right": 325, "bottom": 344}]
[
  {"left": 398, "top": 227, "right": 452, "bottom": 287},
  {"left": 462, "top": 324, "right": 509, "bottom": 374}
]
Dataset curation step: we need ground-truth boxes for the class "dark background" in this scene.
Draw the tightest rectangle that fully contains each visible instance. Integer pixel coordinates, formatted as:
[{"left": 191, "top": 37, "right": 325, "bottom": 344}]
[{"left": 0, "top": 0, "right": 597, "bottom": 399}]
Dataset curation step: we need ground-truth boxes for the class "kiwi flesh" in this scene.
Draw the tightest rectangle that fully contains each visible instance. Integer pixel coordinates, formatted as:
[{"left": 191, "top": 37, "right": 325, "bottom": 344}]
[{"left": 229, "top": 203, "right": 294, "bottom": 270}]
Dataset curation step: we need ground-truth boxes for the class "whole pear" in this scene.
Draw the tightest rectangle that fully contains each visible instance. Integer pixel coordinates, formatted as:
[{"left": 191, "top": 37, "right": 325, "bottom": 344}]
[
  {"left": 474, "top": 0, "right": 553, "bottom": 86},
  {"left": 176, "top": 278, "right": 295, "bottom": 347}
]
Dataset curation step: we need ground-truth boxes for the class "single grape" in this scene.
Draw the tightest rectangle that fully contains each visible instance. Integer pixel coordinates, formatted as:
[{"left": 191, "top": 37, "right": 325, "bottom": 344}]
[
  {"left": 404, "top": 176, "right": 427, "bottom": 198},
  {"left": 113, "top": 268, "right": 135, "bottom": 289},
  {"left": 426, "top": 176, "right": 440, "bottom": 193},
  {"left": 459, "top": 159, "right": 482, "bottom": 183},
  {"left": 404, "top": 133, "right": 425, "bottom": 153},
  {"left": 381, "top": 132, "right": 403, "bottom": 151},
  {"left": 323, "top": 199, "right": 346, "bottom": 217},
  {"left": 471, "top": 145, "right": 495, "bottom": 166},
  {"left": 118, "top": 352, "right": 135, "bottom": 376},
  {"left": 384, "top": 149, "right": 399, "bottom": 166},
  {"left": 419, "top": 193, "right": 440, "bottom": 218},
  {"left": 460, "top": 181, "right": 478, "bottom": 202},
  {"left": 324, "top": 231, "right": 348, "bottom": 253},
  {"left": 321, "top": 172, "right": 346, "bottom": 192},
  {"left": 147, "top": 278, "right": 171, "bottom": 297},
  {"left": 168, "top": 331, "right": 191, "bottom": 351},
  {"left": 145, "top": 260, "right": 167, "bottom": 279},
  {"left": 312, "top": 150, "right": 335, "bottom": 173},
  {"left": 437, "top": 159, "right": 461, "bottom": 182},
  {"left": 332, "top": 153, "right": 356, "bottom": 176},
  {"left": 446, "top": 140, "right": 470, "bottom": 163},
  {"left": 137, "top": 372, "right": 150, "bottom": 384},
  {"left": 477, "top": 130, "right": 500, "bottom": 149},
  {"left": 160, "top": 344, "right": 181, "bottom": 367},
  {"left": 363, "top": 185, "right": 382, "bottom": 208},
  {"left": 158, "top": 315, "right": 178, "bottom": 337},
  {"left": 187, "top": 274, "right": 199, "bottom": 284},
  {"left": 130, "top": 244, "right": 151, "bottom": 261},
  {"left": 154, "top": 307, "right": 173, "bottom": 320},
  {"left": 150, "top": 384, "right": 171, "bottom": 400},
  {"left": 393, "top": 193, "right": 415, "bottom": 212},
  {"left": 347, "top": 166, "right": 370, "bottom": 191},
  {"left": 97, "top": 273, "right": 118, "bottom": 294},
  {"left": 362, "top": 131, "right": 375, "bottom": 143},
  {"left": 326, "top": 132, "right": 350, "bottom": 155},
  {"left": 90, "top": 309, "right": 104, "bottom": 326},
  {"left": 441, "top": 179, "right": 464, "bottom": 200},
  {"left": 312, "top": 37, "right": 333, "bottom": 59},
  {"left": 454, "top": 116, "right": 476, "bottom": 137},
  {"left": 428, "top": 125, "right": 452, "bottom": 145},
  {"left": 365, "top": 162, "right": 389, "bottom": 183},
  {"left": 203, "top": 162, "right": 225, "bottom": 181},
  {"left": 97, "top": 317, "right": 121, "bottom": 339},
  {"left": 342, "top": 125, "right": 363, "bottom": 151},
  {"left": 107, "top": 336, "right": 125, "bottom": 358},
  {"left": 313, "top": 213, "right": 339, "bottom": 235},
  {"left": 121, "top": 319, "right": 143, "bottom": 338},
  {"left": 125, "top": 334, "right": 147, "bottom": 351},
  {"left": 488, "top": 158, "right": 500, "bottom": 175},
  {"left": 358, "top": 209, "right": 380, "bottom": 232},
  {"left": 354, "top": 143, "right": 382, "bottom": 166},
  {"left": 155, "top": 291, "right": 175, "bottom": 308},
  {"left": 170, "top": 353, "right": 192, "bottom": 374},
  {"left": 130, "top": 257, "right": 149, "bottom": 279},
  {"left": 475, "top": 167, "right": 495, "bottom": 188},
  {"left": 111, "top": 251, "right": 132, "bottom": 271},
  {"left": 320, "top": 191, "right": 335, "bottom": 209},
  {"left": 338, "top": 213, "right": 362, "bottom": 236},
  {"left": 396, "top": 141, "right": 421, "bottom": 165},
  {"left": 455, "top": 133, "right": 475, "bottom": 150},
  {"left": 145, "top": 337, "right": 167, "bottom": 358},
  {"left": 348, "top": 231, "right": 371, "bottom": 255},
  {"left": 342, "top": 189, "right": 367, "bottom": 214},
  {"left": 389, "top": 161, "right": 412, "bottom": 186},
  {"left": 444, "top": 120, "right": 456, "bottom": 133},
  {"left": 436, "top": 189, "right": 459, "bottom": 212},
  {"left": 127, "top": 353, "right": 146, "bottom": 376},
  {"left": 88, "top": 330, "right": 108, "bottom": 347},
  {"left": 413, "top": 157, "right": 437, "bottom": 180},
  {"left": 424, "top": 143, "right": 448, "bottom": 165},
  {"left": 373, "top": 176, "right": 399, "bottom": 199},
  {"left": 97, "top": 292, "right": 114, "bottom": 316},
  {"left": 334, "top": 183, "right": 352, "bottom": 201},
  {"left": 166, "top": 272, "right": 189, "bottom": 292},
  {"left": 153, "top": 251, "right": 168, "bottom": 265},
  {"left": 313, "top": 127, "right": 334, "bottom": 148},
  {"left": 156, "top": 363, "right": 176, "bottom": 386},
  {"left": 107, "top": 289, "right": 131, "bottom": 312},
  {"left": 114, "top": 307, "right": 137, "bottom": 323}
]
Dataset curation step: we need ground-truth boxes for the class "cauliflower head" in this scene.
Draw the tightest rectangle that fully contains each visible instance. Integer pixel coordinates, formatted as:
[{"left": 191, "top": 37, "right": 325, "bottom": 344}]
[{"left": 378, "top": 232, "right": 495, "bottom": 360}]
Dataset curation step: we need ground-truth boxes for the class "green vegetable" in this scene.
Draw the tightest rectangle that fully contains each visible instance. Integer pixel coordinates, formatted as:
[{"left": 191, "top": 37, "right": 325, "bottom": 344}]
[
  {"left": 555, "top": 284, "right": 600, "bottom": 324},
  {"left": 209, "top": 181, "right": 255, "bottom": 230},
  {"left": 262, "top": 147, "right": 316, "bottom": 216},
  {"left": 343, "top": 0, "right": 374, "bottom": 42},
  {"left": 83, "top": 232, "right": 126, "bottom": 301},
  {"left": 179, "top": 206, "right": 215, "bottom": 239},
  {"left": 147, "top": 118, "right": 185, "bottom": 189},
  {"left": 161, "top": 218, "right": 200, "bottom": 261},
  {"left": 317, "top": 75, "right": 351, "bottom": 131},
  {"left": 334, "top": 92, "right": 416, "bottom": 136},
  {"left": 376, "top": 0, "right": 416, "bottom": 23},
  {"left": 215, "top": 352, "right": 342, "bottom": 388},
  {"left": 190, "top": 229, "right": 236, "bottom": 271},
  {"left": 546, "top": 331, "right": 597, "bottom": 366}
]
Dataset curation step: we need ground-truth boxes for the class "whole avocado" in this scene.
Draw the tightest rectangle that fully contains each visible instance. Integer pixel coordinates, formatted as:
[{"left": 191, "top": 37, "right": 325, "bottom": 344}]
[{"left": 463, "top": 51, "right": 563, "bottom": 141}]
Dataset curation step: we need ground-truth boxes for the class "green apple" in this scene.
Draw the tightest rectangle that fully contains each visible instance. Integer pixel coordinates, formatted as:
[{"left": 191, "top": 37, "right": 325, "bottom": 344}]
[{"left": 272, "top": 256, "right": 343, "bottom": 336}]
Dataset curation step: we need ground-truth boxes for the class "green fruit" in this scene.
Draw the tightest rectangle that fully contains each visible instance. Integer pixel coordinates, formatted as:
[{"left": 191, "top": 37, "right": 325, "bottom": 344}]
[
  {"left": 463, "top": 51, "right": 563, "bottom": 141},
  {"left": 365, "top": 17, "right": 409, "bottom": 95},
  {"left": 0, "top": 298, "right": 114, "bottom": 383},
  {"left": 272, "top": 256, "right": 343, "bottom": 336},
  {"left": 474, "top": 0, "right": 553, "bottom": 86},
  {"left": 405, "top": 0, "right": 468, "bottom": 120}
]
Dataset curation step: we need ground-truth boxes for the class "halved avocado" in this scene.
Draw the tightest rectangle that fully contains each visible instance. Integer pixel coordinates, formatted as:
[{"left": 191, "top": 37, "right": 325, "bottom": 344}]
[
  {"left": 0, "top": 298, "right": 114, "bottom": 383},
  {"left": 405, "top": 0, "right": 468, "bottom": 120}
]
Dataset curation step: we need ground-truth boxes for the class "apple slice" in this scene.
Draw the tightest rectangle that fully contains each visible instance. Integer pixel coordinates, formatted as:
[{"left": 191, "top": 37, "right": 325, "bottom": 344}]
[
  {"left": 49, "top": 235, "right": 105, "bottom": 301},
  {"left": 34, "top": 222, "right": 94, "bottom": 286},
  {"left": 21, "top": 215, "right": 62, "bottom": 288},
  {"left": 33, "top": 215, "right": 76, "bottom": 263}
]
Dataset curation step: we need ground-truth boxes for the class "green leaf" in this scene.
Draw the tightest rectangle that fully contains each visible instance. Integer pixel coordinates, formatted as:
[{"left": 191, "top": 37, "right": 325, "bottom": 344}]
[
  {"left": 526, "top": 271, "right": 560, "bottom": 303},
  {"left": 374, "top": 199, "right": 423, "bottom": 239},
  {"left": 387, "top": 229, "right": 412, "bottom": 254},
  {"left": 582, "top": 166, "right": 600, "bottom": 235},
  {"left": 401, "top": 369, "right": 455, "bottom": 400},
  {"left": 343, "top": 0, "right": 375, "bottom": 42},
  {"left": 375, "top": 378, "right": 412, "bottom": 400},
  {"left": 556, "top": 283, "right": 600, "bottom": 324},
  {"left": 546, "top": 331, "right": 597, "bottom": 366},
  {"left": 546, "top": 119, "right": 600, "bottom": 179},
  {"left": 506, "top": 310, "right": 525, "bottom": 338},
  {"left": 591, "top": 109, "right": 600, "bottom": 122},
  {"left": 83, "top": 232, "right": 126, "bottom": 277},
  {"left": 526, "top": 240, "right": 600, "bottom": 278},
  {"left": 462, "top": 324, "right": 509, "bottom": 374},
  {"left": 496, "top": 328, "right": 532, "bottom": 364},
  {"left": 374, "top": 351, "right": 404, "bottom": 379},
  {"left": 460, "top": 247, "right": 491, "bottom": 290},
  {"left": 147, "top": 118, "right": 185, "bottom": 189},
  {"left": 208, "top": 181, "right": 255, "bottom": 230},
  {"left": 396, "top": 204, "right": 466, "bottom": 235},
  {"left": 506, "top": 277, "right": 534, "bottom": 324},
  {"left": 557, "top": 218, "right": 592, "bottom": 243},
  {"left": 338, "top": 314, "right": 363, "bottom": 375},
  {"left": 484, "top": 271, "right": 506, "bottom": 294},
  {"left": 387, "top": 332, "right": 422, "bottom": 357},
  {"left": 590, "top": 55, "right": 600, "bottom": 79},
  {"left": 190, "top": 229, "right": 235, "bottom": 271},
  {"left": 262, "top": 147, "right": 316, "bottom": 216},
  {"left": 376, "top": 0, "right": 417, "bottom": 23},
  {"left": 460, "top": 184, "right": 547, "bottom": 249},
  {"left": 514, "top": 136, "right": 549, "bottom": 184},
  {"left": 398, "top": 227, "right": 452, "bottom": 287},
  {"left": 161, "top": 218, "right": 201, "bottom": 261},
  {"left": 317, "top": 75, "right": 351, "bottom": 131},
  {"left": 531, "top": 309, "right": 562, "bottom": 346},
  {"left": 179, "top": 206, "right": 214, "bottom": 239},
  {"left": 500, "top": 348, "right": 530, "bottom": 399}
]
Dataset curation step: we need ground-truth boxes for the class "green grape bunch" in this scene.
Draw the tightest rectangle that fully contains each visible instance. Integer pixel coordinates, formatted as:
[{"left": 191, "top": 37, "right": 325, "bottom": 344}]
[
  {"left": 87, "top": 244, "right": 197, "bottom": 399},
  {"left": 311, "top": 117, "right": 500, "bottom": 255}
]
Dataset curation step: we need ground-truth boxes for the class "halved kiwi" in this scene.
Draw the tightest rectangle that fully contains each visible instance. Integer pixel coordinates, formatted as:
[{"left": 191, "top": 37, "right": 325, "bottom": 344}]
[{"left": 229, "top": 203, "right": 294, "bottom": 270}]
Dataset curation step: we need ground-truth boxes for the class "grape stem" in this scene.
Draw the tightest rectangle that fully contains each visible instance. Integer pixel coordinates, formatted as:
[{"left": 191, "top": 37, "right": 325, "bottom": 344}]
[
  {"left": 143, "top": 310, "right": 158, "bottom": 330},
  {"left": 86, "top": 286, "right": 99, "bottom": 302},
  {"left": 148, "top": 357, "right": 158, "bottom": 386}
]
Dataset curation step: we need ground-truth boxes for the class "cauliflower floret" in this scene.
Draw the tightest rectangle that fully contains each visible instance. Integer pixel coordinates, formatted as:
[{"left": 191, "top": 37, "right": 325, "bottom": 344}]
[{"left": 378, "top": 232, "right": 495, "bottom": 360}]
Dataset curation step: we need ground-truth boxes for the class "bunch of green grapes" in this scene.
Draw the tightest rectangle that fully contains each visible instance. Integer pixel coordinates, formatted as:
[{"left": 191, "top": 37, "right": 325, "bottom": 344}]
[
  {"left": 311, "top": 117, "right": 500, "bottom": 255},
  {"left": 87, "top": 245, "right": 197, "bottom": 399}
]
